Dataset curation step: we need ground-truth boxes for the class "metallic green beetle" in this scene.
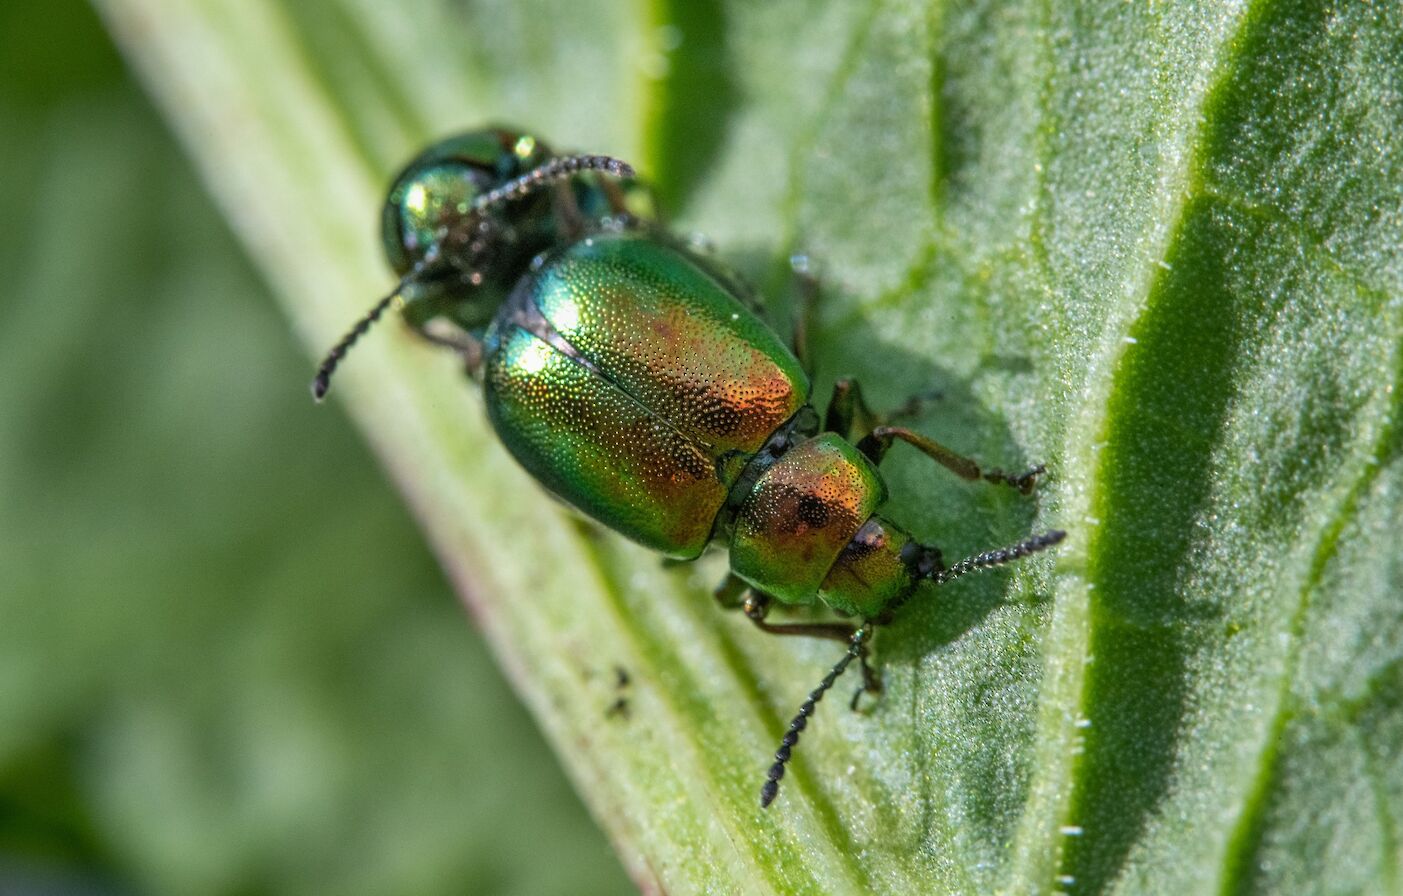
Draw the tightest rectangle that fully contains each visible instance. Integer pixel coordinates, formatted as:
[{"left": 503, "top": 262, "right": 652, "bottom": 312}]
[{"left": 313, "top": 128, "right": 1064, "bottom": 808}]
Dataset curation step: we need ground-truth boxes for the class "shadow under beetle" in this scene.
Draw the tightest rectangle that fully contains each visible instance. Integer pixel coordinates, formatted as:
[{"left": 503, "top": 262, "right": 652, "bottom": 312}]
[{"left": 313, "top": 128, "right": 1065, "bottom": 808}]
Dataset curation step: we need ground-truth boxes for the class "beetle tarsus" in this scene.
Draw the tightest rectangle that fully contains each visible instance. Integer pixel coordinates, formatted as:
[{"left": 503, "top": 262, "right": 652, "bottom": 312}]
[
  {"left": 849, "top": 684, "right": 869, "bottom": 712},
  {"left": 983, "top": 462, "right": 1047, "bottom": 495}
]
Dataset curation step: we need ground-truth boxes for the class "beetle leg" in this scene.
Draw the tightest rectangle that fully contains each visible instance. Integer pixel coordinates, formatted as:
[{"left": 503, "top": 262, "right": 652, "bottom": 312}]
[
  {"left": 596, "top": 175, "right": 644, "bottom": 227},
  {"left": 789, "top": 254, "right": 819, "bottom": 373},
  {"left": 739, "top": 591, "right": 881, "bottom": 705},
  {"left": 857, "top": 426, "right": 1046, "bottom": 495},
  {"left": 414, "top": 326, "right": 485, "bottom": 378},
  {"left": 553, "top": 179, "right": 588, "bottom": 242},
  {"left": 826, "top": 378, "right": 1042, "bottom": 492},
  {"left": 713, "top": 573, "right": 749, "bottom": 609},
  {"left": 824, "top": 377, "right": 945, "bottom": 439},
  {"left": 822, "top": 378, "right": 883, "bottom": 440}
]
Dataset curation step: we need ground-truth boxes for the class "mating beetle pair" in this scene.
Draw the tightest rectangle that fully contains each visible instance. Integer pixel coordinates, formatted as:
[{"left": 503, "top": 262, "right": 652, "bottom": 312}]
[{"left": 313, "top": 128, "right": 1064, "bottom": 808}]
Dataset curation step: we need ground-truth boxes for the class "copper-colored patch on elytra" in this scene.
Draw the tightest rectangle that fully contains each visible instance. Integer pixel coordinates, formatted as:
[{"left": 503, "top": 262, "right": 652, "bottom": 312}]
[{"left": 532, "top": 235, "right": 809, "bottom": 456}]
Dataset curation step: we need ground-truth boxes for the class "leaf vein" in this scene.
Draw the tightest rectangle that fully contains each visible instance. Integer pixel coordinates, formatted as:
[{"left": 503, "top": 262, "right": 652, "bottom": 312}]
[{"left": 1037, "top": 1, "right": 1268, "bottom": 890}]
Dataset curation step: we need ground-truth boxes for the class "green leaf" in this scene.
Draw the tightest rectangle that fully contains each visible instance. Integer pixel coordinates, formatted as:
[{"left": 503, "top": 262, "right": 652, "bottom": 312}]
[{"left": 96, "top": 0, "right": 1403, "bottom": 893}]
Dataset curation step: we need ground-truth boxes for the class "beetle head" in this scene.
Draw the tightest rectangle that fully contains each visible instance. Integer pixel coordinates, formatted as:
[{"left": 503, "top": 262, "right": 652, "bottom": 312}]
[{"left": 311, "top": 131, "right": 635, "bottom": 400}]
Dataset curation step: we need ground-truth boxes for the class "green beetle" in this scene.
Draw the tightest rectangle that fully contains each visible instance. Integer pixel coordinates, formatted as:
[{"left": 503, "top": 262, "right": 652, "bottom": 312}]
[{"left": 314, "top": 128, "right": 1064, "bottom": 808}]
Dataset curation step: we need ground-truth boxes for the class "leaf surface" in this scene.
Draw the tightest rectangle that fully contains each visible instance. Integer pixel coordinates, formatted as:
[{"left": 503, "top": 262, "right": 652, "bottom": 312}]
[{"left": 97, "top": 0, "right": 1403, "bottom": 892}]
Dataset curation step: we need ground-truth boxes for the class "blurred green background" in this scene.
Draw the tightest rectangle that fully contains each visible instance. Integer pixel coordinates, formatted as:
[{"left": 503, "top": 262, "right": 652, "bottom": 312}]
[{"left": 0, "top": 2, "right": 630, "bottom": 893}]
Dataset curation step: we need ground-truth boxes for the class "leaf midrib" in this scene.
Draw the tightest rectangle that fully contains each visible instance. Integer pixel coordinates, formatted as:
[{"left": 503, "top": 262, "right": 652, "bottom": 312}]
[{"left": 1026, "top": 2, "right": 1263, "bottom": 892}]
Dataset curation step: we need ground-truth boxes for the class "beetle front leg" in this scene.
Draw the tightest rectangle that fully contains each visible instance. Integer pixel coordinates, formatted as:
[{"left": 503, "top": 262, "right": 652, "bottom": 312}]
[
  {"left": 822, "top": 379, "right": 1044, "bottom": 494},
  {"left": 713, "top": 576, "right": 880, "bottom": 706},
  {"left": 856, "top": 426, "right": 1046, "bottom": 495},
  {"left": 595, "top": 175, "right": 646, "bottom": 228}
]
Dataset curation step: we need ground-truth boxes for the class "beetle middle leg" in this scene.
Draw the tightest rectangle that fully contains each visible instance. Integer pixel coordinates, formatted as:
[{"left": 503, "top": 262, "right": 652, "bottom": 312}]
[
  {"left": 596, "top": 175, "right": 642, "bottom": 226},
  {"left": 788, "top": 254, "right": 819, "bottom": 373},
  {"left": 822, "top": 378, "right": 941, "bottom": 441},
  {"left": 714, "top": 576, "right": 880, "bottom": 708},
  {"left": 553, "top": 179, "right": 588, "bottom": 241},
  {"left": 822, "top": 378, "right": 883, "bottom": 441}
]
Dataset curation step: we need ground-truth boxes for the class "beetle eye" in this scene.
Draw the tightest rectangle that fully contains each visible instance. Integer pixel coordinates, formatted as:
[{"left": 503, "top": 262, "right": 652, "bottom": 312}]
[{"left": 386, "top": 162, "right": 487, "bottom": 269}]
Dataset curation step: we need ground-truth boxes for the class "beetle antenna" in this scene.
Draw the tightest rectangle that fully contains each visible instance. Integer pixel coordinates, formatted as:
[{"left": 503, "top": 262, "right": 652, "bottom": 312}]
[
  {"left": 311, "top": 257, "right": 435, "bottom": 401},
  {"left": 879, "top": 529, "right": 1065, "bottom": 621},
  {"left": 932, "top": 530, "right": 1065, "bottom": 586},
  {"left": 311, "top": 156, "right": 632, "bottom": 402},
  {"left": 469, "top": 154, "right": 635, "bottom": 215},
  {"left": 760, "top": 625, "right": 871, "bottom": 809}
]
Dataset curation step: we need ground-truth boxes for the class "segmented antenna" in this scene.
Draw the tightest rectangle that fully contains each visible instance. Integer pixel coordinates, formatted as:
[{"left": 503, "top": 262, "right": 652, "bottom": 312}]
[
  {"left": 760, "top": 625, "right": 871, "bottom": 809},
  {"left": 311, "top": 276, "right": 408, "bottom": 401},
  {"left": 468, "top": 154, "right": 635, "bottom": 213},
  {"left": 932, "top": 530, "right": 1066, "bottom": 586},
  {"left": 880, "top": 530, "right": 1066, "bottom": 620},
  {"left": 757, "top": 530, "right": 1066, "bottom": 807}
]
